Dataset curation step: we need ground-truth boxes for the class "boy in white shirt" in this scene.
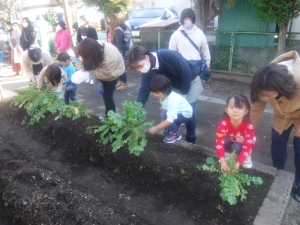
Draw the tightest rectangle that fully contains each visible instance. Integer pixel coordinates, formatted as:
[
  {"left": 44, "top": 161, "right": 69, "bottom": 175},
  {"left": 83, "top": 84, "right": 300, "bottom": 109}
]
[{"left": 147, "top": 74, "right": 193, "bottom": 143}]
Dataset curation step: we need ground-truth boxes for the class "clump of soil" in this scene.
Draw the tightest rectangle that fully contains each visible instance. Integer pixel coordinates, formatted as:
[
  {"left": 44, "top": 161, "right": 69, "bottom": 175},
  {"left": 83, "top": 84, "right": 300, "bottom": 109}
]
[{"left": 0, "top": 102, "right": 273, "bottom": 225}]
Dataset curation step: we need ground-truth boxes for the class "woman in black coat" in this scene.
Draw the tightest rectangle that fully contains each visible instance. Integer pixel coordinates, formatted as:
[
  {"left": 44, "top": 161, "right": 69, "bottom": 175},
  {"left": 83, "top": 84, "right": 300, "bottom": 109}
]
[{"left": 20, "top": 17, "right": 36, "bottom": 51}]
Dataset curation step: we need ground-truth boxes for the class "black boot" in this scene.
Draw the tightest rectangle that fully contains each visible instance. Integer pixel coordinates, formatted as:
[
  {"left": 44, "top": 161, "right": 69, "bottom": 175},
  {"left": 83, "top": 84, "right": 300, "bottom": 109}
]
[{"left": 185, "top": 136, "right": 196, "bottom": 144}]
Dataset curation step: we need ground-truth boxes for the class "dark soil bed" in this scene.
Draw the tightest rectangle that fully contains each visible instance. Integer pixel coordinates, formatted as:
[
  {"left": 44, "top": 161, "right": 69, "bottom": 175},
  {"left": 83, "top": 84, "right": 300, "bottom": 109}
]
[{"left": 0, "top": 102, "right": 274, "bottom": 225}]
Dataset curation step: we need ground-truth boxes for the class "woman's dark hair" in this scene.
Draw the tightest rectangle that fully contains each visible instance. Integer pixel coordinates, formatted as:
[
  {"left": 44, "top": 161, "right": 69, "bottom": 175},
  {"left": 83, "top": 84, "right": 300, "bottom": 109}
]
[
  {"left": 28, "top": 47, "right": 41, "bottom": 63},
  {"left": 22, "top": 17, "right": 34, "bottom": 30},
  {"left": 44, "top": 64, "right": 62, "bottom": 87},
  {"left": 128, "top": 46, "right": 155, "bottom": 68},
  {"left": 150, "top": 74, "right": 172, "bottom": 95},
  {"left": 57, "top": 52, "right": 70, "bottom": 62},
  {"left": 251, "top": 63, "right": 297, "bottom": 103},
  {"left": 77, "top": 38, "right": 104, "bottom": 71},
  {"left": 57, "top": 21, "right": 66, "bottom": 29},
  {"left": 180, "top": 8, "right": 196, "bottom": 25},
  {"left": 223, "top": 95, "right": 251, "bottom": 121}
]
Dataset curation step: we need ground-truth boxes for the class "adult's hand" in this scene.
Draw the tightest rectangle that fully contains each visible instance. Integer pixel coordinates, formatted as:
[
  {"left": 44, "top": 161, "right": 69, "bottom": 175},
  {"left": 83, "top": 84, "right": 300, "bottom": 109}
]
[
  {"left": 294, "top": 124, "right": 300, "bottom": 137},
  {"left": 207, "top": 64, "right": 210, "bottom": 69}
]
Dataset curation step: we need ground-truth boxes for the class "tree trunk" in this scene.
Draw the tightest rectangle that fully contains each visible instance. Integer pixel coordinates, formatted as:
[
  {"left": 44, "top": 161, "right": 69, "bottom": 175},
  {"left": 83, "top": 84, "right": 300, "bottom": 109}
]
[
  {"left": 194, "top": 0, "right": 210, "bottom": 33},
  {"left": 61, "top": 0, "right": 76, "bottom": 54},
  {"left": 278, "top": 23, "right": 288, "bottom": 56}
]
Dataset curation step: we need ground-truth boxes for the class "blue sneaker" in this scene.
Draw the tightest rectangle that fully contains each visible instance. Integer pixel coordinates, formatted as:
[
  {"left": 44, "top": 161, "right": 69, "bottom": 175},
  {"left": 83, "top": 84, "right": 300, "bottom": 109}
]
[{"left": 163, "top": 131, "right": 182, "bottom": 143}]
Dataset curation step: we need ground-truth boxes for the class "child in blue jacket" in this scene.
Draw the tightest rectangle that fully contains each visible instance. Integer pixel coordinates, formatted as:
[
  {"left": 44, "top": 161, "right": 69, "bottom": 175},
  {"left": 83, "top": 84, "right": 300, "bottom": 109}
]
[{"left": 57, "top": 52, "right": 77, "bottom": 104}]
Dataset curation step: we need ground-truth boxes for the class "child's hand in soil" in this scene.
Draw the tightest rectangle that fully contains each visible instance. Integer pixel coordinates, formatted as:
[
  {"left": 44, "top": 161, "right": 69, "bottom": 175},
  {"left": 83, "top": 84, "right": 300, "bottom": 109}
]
[
  {"left": 148, "top": 126, "right": 158, "bottom": 134},
  {"left": 220, "top": 158, "right": 230, "bottom": 172}
]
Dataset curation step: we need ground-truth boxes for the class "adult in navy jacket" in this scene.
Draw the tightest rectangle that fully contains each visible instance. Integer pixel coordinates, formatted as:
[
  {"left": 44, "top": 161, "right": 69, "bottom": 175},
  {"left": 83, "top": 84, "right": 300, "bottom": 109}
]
[{"left": 128, "top": 46, "right": 202, "bottom": 144}]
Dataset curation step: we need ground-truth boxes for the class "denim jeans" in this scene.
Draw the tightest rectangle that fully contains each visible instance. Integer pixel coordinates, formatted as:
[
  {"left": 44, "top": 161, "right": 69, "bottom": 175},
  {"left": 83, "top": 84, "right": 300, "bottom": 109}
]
[
  {"left": 102, "top": 79, "right": 118, "bottom": 115},
  {"left": 161, "top": 110, "right": 192, "bottom": 135},
  {"left": 271, "top": 125, "right": 300, "bottom": 186},
  {"left": 64, "top": 90, "right": 77, "bottom": 105},
  {"left": 224, "top": 135, "right": 242, "bottom": 154},
  {"left": 119, "top": 71, "right": 127, "bottom": 83}
]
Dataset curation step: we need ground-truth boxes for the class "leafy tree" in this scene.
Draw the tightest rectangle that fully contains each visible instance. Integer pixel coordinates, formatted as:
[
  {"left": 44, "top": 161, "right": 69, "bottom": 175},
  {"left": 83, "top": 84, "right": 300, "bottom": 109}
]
[
  {"left": 83, "top": 0, "right": 132, "bottom": 16},
  {"left": 0, "top": 0, "right": 26, "bottom": 21},
  {"left": 249, "top": 0, "right": 300, "bottom": 55}
]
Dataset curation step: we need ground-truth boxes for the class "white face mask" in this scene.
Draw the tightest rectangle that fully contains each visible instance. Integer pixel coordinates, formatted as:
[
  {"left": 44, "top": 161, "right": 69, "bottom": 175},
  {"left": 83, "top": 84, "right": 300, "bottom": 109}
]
[
  {"left": 12, "top": 26, "right": 19, "bottom": 31},
  {"left": 138, "top": 60, "right": 151, "bottom": 73},
  {"left": 22, "top": 22, "right": 28, "bottom": 28},
  {"left": 56, "top": 25, "right": 62, "bottom": 31},
  {"left": 183, "top": 21, "right": 193, "bottom": 29}
]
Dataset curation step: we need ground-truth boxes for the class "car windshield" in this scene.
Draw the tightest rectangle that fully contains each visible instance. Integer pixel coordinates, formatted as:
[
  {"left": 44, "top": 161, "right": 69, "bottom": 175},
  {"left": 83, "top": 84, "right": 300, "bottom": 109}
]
[{"left": 132, "top": 9, "right": 163, "bottom": 18}]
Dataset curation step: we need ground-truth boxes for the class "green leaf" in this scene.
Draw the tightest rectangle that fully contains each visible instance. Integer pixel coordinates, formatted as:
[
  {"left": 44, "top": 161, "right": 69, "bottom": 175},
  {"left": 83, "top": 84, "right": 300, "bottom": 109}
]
[{"left": 206, "top": 157, "right": 216, "bottom": 164}]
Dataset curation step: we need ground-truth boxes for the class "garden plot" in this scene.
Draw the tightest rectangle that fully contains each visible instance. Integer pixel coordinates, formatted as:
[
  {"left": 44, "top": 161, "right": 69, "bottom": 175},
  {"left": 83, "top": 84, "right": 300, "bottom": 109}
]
[{"left": 0, "top": 102, "right": 292, "bottom": 225}]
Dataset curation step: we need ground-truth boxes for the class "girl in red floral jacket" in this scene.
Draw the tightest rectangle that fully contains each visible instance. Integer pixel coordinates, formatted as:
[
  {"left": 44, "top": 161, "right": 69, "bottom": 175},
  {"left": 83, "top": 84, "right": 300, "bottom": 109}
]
[{"left": 216, "top": 95, "right": 256, "bottom": 172}]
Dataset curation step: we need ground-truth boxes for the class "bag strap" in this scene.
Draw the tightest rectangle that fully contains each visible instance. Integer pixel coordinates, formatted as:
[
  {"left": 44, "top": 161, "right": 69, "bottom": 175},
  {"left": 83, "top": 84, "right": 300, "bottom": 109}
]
[{"left": 180, "top": 30, "right": 199, "bottom": 52}]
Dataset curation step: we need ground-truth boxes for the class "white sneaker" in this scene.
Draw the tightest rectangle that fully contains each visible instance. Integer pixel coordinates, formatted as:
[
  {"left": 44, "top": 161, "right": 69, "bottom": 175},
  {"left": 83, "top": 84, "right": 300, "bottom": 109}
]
[
  {"left": 90, "top": 79, "right": 94, "bottom": 84},
  {"left": 85, "top": 79, "right": 89, "bottom": 83},
  {"left": 242, "top": 156, "right": 252, "bottom": 168}
]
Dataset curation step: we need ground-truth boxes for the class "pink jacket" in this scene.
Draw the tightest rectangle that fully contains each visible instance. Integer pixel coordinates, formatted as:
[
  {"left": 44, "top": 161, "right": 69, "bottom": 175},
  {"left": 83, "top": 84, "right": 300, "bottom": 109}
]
[{"left": 54, "top": 29, "right": 71, "bottom": 51}]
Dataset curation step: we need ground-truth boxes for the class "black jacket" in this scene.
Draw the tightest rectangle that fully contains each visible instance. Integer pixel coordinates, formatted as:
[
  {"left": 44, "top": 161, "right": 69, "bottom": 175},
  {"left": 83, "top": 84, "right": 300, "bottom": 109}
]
[
  {"left": 112, "top": 26, "right": 124, "bottom": 53},
  {"left": 137, "top": 49, "right": 200, "bottom": 106},
  {"left": 20, "top": 28, "right": 36, "bottom": 51},
  {"left": 77, "top": 26, "right": 98, "bottom": 43}
]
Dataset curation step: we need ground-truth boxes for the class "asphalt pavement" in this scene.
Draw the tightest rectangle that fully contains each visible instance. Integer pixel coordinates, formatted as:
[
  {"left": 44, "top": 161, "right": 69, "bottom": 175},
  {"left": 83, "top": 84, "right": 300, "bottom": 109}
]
[{"left": 0, "top": 61, "right": 299, "bottom": 225}]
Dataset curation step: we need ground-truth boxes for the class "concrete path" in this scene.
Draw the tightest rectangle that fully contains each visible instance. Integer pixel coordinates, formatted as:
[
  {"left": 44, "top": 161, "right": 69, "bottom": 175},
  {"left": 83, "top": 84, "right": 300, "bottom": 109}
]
[{"left": 0, "top": 61, "right": 299, "bottom": 225}]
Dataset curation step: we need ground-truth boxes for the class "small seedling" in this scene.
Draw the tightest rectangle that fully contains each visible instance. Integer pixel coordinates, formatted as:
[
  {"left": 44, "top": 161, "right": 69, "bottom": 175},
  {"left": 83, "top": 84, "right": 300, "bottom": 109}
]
[{"left": 216, "top": 205, "right": 224, "bottom": 212}]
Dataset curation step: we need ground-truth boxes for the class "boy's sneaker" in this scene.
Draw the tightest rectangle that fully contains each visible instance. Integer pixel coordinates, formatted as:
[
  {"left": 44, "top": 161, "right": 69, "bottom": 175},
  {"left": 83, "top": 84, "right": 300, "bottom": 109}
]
[
  {"left": 163, "top": 131, "right": 181, "bottom": 143},
  {"left": 242, "top": 156, "right": 253, "bottom": 168},
  {"left": 294, "top": 183, "right": 300, "bottom": 202}
]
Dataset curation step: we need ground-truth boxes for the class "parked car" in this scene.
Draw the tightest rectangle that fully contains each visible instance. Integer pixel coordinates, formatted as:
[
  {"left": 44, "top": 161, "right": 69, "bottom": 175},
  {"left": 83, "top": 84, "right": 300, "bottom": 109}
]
[{"left": 126, "top": 8, "right": 178, "bottom": 38}]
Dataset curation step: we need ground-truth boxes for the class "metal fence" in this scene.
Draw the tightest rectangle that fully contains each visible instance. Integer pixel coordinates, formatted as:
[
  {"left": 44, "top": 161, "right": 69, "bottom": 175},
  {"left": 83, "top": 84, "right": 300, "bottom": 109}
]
[{"left": 132, "top": 30, "right": 300, "bottom": 76}]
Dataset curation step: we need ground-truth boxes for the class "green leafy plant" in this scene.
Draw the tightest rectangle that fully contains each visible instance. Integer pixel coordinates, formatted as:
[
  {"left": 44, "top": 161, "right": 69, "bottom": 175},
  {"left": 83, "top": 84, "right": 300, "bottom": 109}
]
[
  {"left": 11, "top": 83, "right": 90, "bottom": 125},
  {"left": 87, "top": 100, "right": 153, "bottom": 156},
  {"left": 197, "top": 152, "right": 263, "bottom": 205},
  {"left": 12, "top": 83, "right": 64, "bottom": 125},
  {"left": 55, "top": 101, "right": 91, "bottom": 120}
]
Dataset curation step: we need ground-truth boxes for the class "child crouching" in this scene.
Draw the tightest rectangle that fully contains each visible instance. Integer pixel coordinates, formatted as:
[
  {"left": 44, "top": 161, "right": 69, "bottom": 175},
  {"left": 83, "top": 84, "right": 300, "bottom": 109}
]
[
  {"left": 216, "top": 95, "right": 256, "bottom": 171},
  {"left": 147, "top": 74, "right": 193, "bottom": 143}
]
